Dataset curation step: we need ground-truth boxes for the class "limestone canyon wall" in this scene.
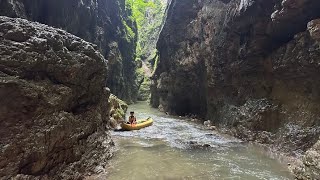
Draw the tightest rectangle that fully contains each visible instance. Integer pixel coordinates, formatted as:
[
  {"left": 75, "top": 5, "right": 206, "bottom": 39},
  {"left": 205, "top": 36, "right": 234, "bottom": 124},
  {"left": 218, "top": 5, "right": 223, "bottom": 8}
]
[
  {"left": 0, "top": 16, "right": 113, "bottom": 179},
  {"left": 152, "top": 0, "right": 320, "bottom": 178},
  {"left": 0, "top": 0, "right": 139, "bottom": 103}
]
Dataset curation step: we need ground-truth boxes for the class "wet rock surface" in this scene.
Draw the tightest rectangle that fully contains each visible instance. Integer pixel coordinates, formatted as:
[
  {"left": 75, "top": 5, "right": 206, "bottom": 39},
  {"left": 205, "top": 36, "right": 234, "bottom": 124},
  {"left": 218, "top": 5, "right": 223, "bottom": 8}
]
[
  {"left": 152, "top": 0, "right": 320, "bottom": 178},
  {"left": 0, "top": 16, "right": 113, "bottom": 179},
  {"left": 0, "top": 0, "right": 139, "bottom": 103},
  {"left": 293, "top": 139, "right": 320, "bottom": 180}
]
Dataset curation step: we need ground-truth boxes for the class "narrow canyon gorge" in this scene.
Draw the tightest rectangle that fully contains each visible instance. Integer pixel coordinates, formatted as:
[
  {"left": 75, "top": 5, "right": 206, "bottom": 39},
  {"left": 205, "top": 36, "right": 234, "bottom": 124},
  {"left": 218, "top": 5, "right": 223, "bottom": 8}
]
[{"left": 0, "top": 0, "right": 319, "bottom": 179}]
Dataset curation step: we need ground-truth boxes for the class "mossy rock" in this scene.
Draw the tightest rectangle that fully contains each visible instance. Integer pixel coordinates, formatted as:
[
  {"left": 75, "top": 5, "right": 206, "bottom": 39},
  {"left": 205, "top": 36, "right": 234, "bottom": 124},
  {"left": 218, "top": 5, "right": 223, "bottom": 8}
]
[
  {"left": 136, "top": 67, "right": 145, "bottom": 84},
  {"left": 108, "top": 94, "right": 128, "bottom": 124},
  {"left": 135, "top": 58, "right": 143, "bottom": 68},
  {"left": 138, "top": 77, "right": 151, "bottom": 101}
]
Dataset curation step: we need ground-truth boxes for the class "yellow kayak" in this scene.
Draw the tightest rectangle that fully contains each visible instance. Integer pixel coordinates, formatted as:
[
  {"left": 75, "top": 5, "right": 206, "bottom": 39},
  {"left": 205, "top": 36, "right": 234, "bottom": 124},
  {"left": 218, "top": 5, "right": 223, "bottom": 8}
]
[{"left": 121, "top": 117, "right": 153, "bottom": 131}]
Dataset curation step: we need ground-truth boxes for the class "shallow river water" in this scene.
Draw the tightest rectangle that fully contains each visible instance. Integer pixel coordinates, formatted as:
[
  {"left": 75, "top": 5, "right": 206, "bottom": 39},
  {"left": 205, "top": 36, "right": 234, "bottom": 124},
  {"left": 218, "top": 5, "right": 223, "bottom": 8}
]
[{"left": 106, "top": 102, "right": 293, "bottom": 180}]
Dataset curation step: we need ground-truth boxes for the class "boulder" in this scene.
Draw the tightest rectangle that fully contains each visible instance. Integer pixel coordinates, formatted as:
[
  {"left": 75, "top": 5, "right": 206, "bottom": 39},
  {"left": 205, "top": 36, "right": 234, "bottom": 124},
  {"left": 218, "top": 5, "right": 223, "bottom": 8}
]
[{"left": 0, "top": 16, "right": 113, "bottom": 179}]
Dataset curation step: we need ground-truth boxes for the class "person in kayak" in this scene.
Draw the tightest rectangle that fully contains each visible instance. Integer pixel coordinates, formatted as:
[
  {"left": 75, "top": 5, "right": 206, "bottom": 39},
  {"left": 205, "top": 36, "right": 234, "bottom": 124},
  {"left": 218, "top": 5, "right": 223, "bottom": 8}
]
[{"left": 128, "top": 111, "right": 137, "bottom": 125}]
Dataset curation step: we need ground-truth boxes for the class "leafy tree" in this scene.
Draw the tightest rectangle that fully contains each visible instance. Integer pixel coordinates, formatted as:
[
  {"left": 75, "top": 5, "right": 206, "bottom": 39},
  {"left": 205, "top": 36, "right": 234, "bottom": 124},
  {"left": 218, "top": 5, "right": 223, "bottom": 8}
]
[{"left": 125, "top": 0, "right": 166, "bottom": 60}]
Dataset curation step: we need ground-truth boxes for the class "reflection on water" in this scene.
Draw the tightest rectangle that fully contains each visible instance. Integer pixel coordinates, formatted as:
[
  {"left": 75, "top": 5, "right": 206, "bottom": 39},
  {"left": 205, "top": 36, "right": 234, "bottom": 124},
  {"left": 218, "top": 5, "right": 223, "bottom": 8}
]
[{"left": 100, "top": 102, "right": 293, "bottom": 180}]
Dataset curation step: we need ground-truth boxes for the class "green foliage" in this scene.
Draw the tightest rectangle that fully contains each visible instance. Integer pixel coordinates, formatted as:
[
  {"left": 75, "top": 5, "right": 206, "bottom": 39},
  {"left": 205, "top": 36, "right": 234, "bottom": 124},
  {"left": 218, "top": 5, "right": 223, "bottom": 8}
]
[
  {"left": 136, "top": 67, "right": 145, "bottom": 82},
  {"left": 109, "top": 94, "right": 128, "bottom": 122},
  {"left": 126, "top": 0, "right": 156, "bottom": 29},
  {"left": 125, "top": 0, "right": 166, "bottom": 101},
  {"left": 151, "top": 53, "right": 159, "bottom": 75},
  {"left": 123, "top": 21, "right": 135, "bottom": 41},
  {"left": 125, "top": 0, "right": 166, "bottom": 58},
  {"left": 138, "top": 76, "right": 151, "bottom": 101}
]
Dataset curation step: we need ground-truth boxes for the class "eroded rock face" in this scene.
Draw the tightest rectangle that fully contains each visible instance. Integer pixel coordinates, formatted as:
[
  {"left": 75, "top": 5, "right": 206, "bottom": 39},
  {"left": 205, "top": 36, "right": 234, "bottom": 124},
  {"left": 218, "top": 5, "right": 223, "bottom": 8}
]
[
  {"left": 0, "top": 0, "right": 139, "bottom": 103},
  {"left": 293, "top": 139, "right": 320, "bottom": 180},
  {"left": 152, "top": 0, "right": 320, "bottom": 178},
  {"left": 151, "top": 0, "right": 207, "bottom": 116},
  {"left": 0, "top": 16, "right": 113, "bottom": 179}
]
